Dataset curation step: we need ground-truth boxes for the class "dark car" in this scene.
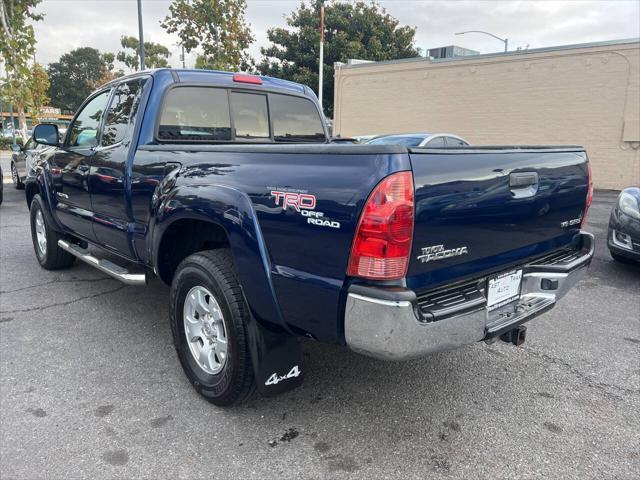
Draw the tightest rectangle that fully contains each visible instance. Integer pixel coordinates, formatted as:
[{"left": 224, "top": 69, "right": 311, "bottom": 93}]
[
  {"left": 10, "top": 137, "right": 50, "bottom": 189},
  {"left": 608, "top": 187, "right": 640, "bottom": 263}
]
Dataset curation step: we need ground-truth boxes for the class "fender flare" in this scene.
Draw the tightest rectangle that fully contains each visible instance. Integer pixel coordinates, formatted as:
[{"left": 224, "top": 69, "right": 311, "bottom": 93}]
[
  {"left": 151, "top": 183, "right": 292, "bottom": 334},
  {"left": 25, "top": 169, "right": 66, "bottom": 232}
]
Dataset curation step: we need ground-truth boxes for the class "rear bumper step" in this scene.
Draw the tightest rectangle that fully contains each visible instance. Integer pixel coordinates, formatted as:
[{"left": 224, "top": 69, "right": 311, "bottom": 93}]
[
  {"left": 57, "top": 240, "right": 147, "bottom": 286},
  {"left": 344, "top": 232, "right": 593, "bottom": 361}
]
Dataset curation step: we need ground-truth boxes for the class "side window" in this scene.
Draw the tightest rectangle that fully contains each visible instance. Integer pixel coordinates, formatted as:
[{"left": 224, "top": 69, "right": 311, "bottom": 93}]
[
  {"left": 102, "top": 79, "right": 146, "bottom": 146},
  {"left": 67, "top": 90, "right": 110, "bottom": 148},
  {"left": 230, "top": 92, "right": 269, "bottom": 139},
  {"left": 158, "top": 87, "right": 231, "bottom": 141},
  {"left": 25, "top": 137, "right": 36, "bottom": 150},
  {"left": 446, "top": 137, "right": 468, "bottom": 147},
  {"left": 270, "top": 94, "right": 325, "bottom": 142},
  {"left": 426, "top": 136, "right": 446, "bottom": 148}
]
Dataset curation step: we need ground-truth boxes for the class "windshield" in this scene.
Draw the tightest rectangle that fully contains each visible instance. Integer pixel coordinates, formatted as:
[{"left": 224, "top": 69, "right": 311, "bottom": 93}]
[{"left": 367, "top": 136, "right": 425, "bottom": 146}]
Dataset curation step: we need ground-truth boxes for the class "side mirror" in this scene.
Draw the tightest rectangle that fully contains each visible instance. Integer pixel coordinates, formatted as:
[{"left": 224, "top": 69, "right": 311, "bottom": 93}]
[{"left": 33, "top": 124, "right": 60, "bottom": 147}]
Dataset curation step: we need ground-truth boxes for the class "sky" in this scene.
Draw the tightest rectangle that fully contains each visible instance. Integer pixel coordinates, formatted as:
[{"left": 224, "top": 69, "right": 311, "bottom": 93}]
[{"left": 28, "top": 0, "right": 640, "bottom": 72}]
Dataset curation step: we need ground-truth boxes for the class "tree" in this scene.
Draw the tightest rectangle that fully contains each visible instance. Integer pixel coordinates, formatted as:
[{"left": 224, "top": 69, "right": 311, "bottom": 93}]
[
  {"left": 48, "top": 47, "right": 121, "bottom": 112},
  {"left": 0, "top": 0, "right": 44, "bottom": 141},
  {"left": 160, "top": 0, "right": 254, "bottom": 71},
  {"left": 258, "top": 0, "right": 420, "bottom": 116},
  {"left": 27, "top": 63, "right": 49, "bottom": 122},
  {"left": 117, "top": 35, "right": 171, "bottom": 70}
]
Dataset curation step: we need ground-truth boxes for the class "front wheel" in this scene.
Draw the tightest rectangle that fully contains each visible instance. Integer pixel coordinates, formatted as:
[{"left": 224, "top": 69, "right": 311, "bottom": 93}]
[
  {"left": 29, "top": 194, "right": 76, "bottom": 270},
  {"left": 170, "top": 249, "right": 255, "bottom": 406}
]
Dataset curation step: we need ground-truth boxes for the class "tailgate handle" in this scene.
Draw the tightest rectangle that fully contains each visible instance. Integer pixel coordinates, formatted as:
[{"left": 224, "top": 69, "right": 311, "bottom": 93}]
[{"left": 509, "top": 172, "right": 539, "bottom": 188}]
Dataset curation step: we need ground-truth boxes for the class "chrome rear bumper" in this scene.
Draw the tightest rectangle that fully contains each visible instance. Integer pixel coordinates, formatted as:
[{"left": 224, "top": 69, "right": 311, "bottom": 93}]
[{"left": 344, "top": 232, "right": 594, "bottom": 361}]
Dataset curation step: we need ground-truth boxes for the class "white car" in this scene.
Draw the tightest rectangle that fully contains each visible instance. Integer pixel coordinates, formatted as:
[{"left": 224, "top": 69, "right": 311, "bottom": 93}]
[{"left": 366, "top": 133, "right": 470, "bottom": 148}]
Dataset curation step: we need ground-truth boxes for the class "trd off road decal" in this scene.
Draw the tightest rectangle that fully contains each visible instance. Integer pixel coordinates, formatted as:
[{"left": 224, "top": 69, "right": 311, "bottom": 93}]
[{"left": 269, "top": 188, "right": 341, "bottom": 229}]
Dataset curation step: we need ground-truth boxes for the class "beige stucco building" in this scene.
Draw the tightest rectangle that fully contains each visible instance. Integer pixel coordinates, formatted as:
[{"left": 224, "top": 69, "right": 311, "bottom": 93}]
[{"left": 333, "top": 39, "right": 640, "bottom": 190}]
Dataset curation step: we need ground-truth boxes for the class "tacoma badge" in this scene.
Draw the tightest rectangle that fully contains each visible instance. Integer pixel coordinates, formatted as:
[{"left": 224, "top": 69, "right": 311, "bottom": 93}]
[{"left": 418, "top": 244, "right": 469, "bottom": 263}]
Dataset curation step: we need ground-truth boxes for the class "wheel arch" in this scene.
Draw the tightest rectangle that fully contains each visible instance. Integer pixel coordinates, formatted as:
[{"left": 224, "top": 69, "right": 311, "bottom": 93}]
[{"left": 152, "top": 184, "right": 290, "bottom": 333}]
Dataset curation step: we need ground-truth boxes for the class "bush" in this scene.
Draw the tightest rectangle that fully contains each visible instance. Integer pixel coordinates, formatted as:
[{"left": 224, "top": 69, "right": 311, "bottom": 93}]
[{"left": 0, "top": 136, "right": 24, "bottom": 150}]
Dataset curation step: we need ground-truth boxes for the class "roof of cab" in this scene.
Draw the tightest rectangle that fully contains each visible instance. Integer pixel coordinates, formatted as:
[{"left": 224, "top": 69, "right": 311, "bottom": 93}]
[
  {"left": 174, "top": 69, "right": 308, "bottom": 94},
  {"left": 105, "top": 68, "right": 310, "bottom": 96}
]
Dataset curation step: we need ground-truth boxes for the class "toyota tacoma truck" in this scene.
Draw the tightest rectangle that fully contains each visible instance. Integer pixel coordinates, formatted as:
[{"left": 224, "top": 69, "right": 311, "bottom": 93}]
[{"left": 26, "top": 69, "right": 594, "bottom": 406}]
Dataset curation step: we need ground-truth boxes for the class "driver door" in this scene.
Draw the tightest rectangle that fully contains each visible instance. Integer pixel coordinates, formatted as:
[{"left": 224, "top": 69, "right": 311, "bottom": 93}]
[{"left": 51, "top": 89, "right": 111, "bottom": 241}]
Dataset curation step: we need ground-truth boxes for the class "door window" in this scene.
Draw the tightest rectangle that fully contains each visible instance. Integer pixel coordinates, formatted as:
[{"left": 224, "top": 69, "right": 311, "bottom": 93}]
[
  {"left": 446, "top": 137, "right": 469, "bottom": 147},
  {"left": 102, "top": 79, "right": 147, "bottom": 146},
  {"left": 425, "top": 136, "right": 446, "bottom": 147},
  {"left": 67, "top": 90, "right": 110, "bottom": 148}
]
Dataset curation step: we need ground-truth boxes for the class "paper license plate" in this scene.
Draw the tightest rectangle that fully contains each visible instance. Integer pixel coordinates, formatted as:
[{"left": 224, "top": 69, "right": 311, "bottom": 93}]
[{"left": 487, "top": 269, "right": 523, "bottom": 311}]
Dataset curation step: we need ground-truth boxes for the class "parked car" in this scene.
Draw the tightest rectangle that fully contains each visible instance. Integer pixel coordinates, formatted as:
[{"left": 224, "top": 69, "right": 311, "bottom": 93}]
[
  {"left": 0, "top": 164, "right": 3, "bottom": 205},
  {"left": 608, "top": 187, "right": 640, "bottom": 263},
  {"left": 11, "top": 137, "right": 52, "bottom": 189},
  {"left": 26, "top": 69, "right": 593, "bottom": 406},
  {"left": 352, "top": 135, "right": 378, "bottom": 143},
  {"left": 367, "top": 132, "right": 470, "bottom": 147}
]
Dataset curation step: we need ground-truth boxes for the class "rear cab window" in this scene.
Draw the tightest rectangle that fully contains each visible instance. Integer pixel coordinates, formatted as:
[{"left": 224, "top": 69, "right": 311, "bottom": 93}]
[{"left": 157, "top": 86, "right": 326, "bottom": 144}]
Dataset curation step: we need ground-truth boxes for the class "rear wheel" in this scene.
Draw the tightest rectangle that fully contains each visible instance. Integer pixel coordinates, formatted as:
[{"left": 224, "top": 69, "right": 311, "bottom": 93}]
[
  {"left": 11, "top": 162, "right": 24, "bottom": 189},
  {"left": 170, "top": 249, "right": 255, "bottom": 406},
  {"left": 29, "top": 194, "right": 76, "bottom": 270}
]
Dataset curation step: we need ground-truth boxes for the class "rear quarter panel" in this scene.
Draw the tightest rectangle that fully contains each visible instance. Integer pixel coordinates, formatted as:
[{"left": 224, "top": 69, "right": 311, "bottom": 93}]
[{"left": 138, "top": 145, "right": 410, "bottom": 343}]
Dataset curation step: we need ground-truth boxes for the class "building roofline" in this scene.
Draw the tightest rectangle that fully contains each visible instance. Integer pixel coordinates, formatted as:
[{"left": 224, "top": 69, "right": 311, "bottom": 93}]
[{"left": 336, "top": 37, "right": 640, "bottom": 70}]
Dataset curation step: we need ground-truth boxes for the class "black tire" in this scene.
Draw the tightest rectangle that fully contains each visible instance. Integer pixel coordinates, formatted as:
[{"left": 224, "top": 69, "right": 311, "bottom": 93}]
[
  {"left": 170, "top": 249, "right": 255, "bottom": 406},
  {"left": 11, "top": 162, "right": 24, "bottom": 190},
  {"left": 29, "top": 194, "right": 76, "bottom": 270},
  {"left": 610, "top": 250, "right": 637, "bottom": 265}
]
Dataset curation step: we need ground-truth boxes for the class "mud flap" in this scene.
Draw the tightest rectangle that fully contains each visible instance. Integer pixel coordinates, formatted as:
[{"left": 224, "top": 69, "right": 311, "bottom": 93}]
[{"left": 245, "top": 315, "right": 304, "bottom": 397}]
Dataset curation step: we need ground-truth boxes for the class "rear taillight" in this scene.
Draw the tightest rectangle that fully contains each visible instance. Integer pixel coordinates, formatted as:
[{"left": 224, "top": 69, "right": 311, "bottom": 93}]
[
  {"left": 582, "top": 162, "right": 594, "bottom": 228},
  {"left": 347, "top": 171, "right": 414, "bottom": 280}
]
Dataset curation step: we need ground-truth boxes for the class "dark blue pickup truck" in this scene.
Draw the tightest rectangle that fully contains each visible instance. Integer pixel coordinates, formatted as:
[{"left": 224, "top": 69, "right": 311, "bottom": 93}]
[{"left": 26, "top": 69, "right": 594, "bottom": 406}]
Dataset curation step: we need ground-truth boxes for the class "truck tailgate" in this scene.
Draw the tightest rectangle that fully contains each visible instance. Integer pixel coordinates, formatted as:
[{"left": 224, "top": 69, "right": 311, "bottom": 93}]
[{"left": 406, "top": 147, "right": 589, "bottom": 292}]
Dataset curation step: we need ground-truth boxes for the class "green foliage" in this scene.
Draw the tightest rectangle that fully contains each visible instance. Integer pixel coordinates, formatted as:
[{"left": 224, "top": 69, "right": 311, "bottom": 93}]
[
  {"left": 117, "top": 35, "right": 171, "bottom": 70},
  {"left": 48, "top": 47, "right": 120, "bottom": 112},
  {"left": 27, "top": 63, "right": 49, "bottom": 119},
  {"left": 0, "top": 0, "right": 45, "bottom": 141},
  {"left": 160, "top": 0, "right": 254, "bottom": 71},
  {"left": 0, "top": 136, "right": 24, "bottom": 150},
  {"left": 258, "top": 0, "right": 420, "bottom": 116}
]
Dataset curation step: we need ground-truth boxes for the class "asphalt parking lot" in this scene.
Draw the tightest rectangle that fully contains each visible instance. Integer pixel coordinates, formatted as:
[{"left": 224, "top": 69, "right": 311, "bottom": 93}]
[{"left": 1, "top": 157, "right": 639, "bottom": 479}]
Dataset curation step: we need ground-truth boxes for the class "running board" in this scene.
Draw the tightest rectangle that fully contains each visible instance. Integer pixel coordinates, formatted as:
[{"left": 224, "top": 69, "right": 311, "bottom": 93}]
[{"left": 57, "top": 240, "right": 147, "bottom": 286}]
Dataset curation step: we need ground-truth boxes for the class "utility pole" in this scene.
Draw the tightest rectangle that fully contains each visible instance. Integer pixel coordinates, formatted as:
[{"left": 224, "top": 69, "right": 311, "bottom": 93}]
[
  {"left": 318, "top": 3, "right": 325, "bottom": 112},
  {"left": 455, "top": 30, "right": 508, "bottom": 53},
  {"left": 137, "top": 0, "right": 145, "bottom": 70}
]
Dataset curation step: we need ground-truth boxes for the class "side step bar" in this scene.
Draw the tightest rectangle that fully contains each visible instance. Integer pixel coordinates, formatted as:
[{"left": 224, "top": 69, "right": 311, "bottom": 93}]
[{"left": 57, "top": 240, "right": 147, "bottom": 286}]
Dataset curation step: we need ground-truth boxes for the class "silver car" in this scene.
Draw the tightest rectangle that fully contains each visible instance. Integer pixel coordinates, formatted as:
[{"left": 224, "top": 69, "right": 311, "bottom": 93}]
[
  {"left": 366, "top": 133, "right": 470, "bottom": 148},
  {"left": 10, "top": 137, "right": 50, "bottom": 189}
]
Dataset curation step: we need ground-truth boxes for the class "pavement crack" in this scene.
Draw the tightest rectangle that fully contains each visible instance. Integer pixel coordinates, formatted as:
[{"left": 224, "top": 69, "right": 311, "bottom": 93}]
[
  {"left": 0, "top": 276, "right": 115, "bottom": 294},
  {"left": 521, "top": 346, "right": 639, "bottom": 397},
  {"left": 0, "top": 285, "right": 128, "bottom": 314}
]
